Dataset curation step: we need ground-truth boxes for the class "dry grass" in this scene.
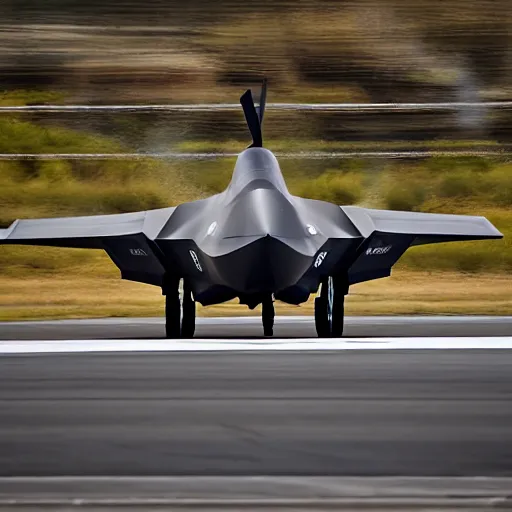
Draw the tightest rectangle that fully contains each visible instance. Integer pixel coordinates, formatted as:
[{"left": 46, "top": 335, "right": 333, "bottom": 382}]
[{"left": 0, "top": 271, "right": 510, "bottom": 321}]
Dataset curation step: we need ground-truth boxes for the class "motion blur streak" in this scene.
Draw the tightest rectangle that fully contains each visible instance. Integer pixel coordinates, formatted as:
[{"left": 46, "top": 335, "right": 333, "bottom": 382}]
[
  {"left": 1, "top": 150, "right": 510, "bottom": 160},
  {"left": 0, "top": 102, "right": 511, "bottom": 112}
]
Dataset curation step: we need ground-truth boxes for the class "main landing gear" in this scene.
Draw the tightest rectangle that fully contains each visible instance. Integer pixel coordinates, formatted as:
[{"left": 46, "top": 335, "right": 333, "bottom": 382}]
[
  {"left": 164, "top": 277, "right": 196, "bottom": 339},
  {"left": 262, "top": 295, "right": 275, "bottom": 337},
  {"left": 315, "top": 275, "right": 347, "bottom": 338}
]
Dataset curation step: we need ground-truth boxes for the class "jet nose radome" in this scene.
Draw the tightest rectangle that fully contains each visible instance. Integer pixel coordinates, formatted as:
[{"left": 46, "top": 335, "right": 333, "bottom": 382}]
[
  {"left": 212, "top": 233, "right": 313, "bottom": 295},
  {"left": 196, "top": 185, "right": 320, "bottom": 295},
  {"left": 244, "top": 235, "right": 307, "bottom": 292}
]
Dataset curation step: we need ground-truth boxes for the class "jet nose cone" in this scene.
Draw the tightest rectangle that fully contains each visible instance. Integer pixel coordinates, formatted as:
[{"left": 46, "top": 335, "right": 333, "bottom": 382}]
[
  {"left": 230, "top": 234, "right": 312, "bottom": 294},
  {"left": 244, "top": 235, "right": 279, "bottom": 292}
]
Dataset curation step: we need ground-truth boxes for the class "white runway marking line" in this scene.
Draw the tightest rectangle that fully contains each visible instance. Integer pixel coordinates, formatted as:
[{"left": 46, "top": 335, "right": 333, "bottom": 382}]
[
  {"left": 1, "top": 337, "right": 512, "bottom": 354},
  {"left": 4, "top": 315, "right": 510, "bottom": 326}
]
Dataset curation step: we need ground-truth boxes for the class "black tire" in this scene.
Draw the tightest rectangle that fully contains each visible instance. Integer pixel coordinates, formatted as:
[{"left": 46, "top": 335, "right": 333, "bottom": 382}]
[
  {"left": 165, "top": 294, "right": 181, "bottom": 339},
  {"left": 181, "top": 298, "right": 196, "bottom": 338},
  {"left": 315, "top": 295, "right": 330, "bottom": 338},
  {"left": 331, "top": 293, "right": 344, "bottom": 338},
  {"left": 315, "top": 277, "right": 345, "bottom": 338},
  {"left": 262, "top": 296, "right": 275, "bottom": 337},
  {"left": 181, "top": 282, "right": 196, "bottom": 338}
]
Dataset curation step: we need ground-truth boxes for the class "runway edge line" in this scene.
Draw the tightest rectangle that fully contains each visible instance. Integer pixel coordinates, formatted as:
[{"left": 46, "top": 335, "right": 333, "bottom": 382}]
[{"left": 1, "top": 336, "right": 512, "bottom": 353}]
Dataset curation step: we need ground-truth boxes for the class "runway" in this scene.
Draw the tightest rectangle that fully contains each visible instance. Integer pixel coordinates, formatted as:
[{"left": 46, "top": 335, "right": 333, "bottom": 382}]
[
  {"left": 1, "top": 315, "right": 511, "bottom": 340},
  {"left": 1, "top": 476, "right": 512, "bottom": 510},
  {"left": 1, "top": 348, "right": 512, "bottom": 476}
]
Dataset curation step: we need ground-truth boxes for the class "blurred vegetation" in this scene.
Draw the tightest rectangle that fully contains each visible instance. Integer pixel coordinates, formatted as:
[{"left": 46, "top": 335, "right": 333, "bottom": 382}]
[
  {"left": 0, "top": 3, "right": 509, "bottom": 319},
  {"left": 0, "top": 99, "right": 510, "bottom": 278},
  {"left": 3, "top": 0, "right": 512, "bottom": 103},
  {"left": 2, "top": 0, "right": 512, "bottom": 283},
  {"left": 2, "top": 2, "right": 512, "bottom": 152}
]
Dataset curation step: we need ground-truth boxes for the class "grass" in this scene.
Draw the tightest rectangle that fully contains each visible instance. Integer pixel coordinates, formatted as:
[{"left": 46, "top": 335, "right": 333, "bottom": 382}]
[
  {"left": 295, "top": 171, "right": 364, "bottom": 204},
  {"left": 1, "top": 157, "right": 511, "bottom": 277},
  {"left": 0, "top": 270, "right": 510, "bottom": 321},
  {"left": 0, "top": 94, "right": 510, "bottom": 321}
]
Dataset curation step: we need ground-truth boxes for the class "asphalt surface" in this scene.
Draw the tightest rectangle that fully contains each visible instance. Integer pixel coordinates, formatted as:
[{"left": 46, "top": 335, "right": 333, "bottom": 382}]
[
  {"left": 1, "top": 315, "right": 511, "bottom": 340},
  {"left": 1, "top": 350, "right": 512, "bottom": 476},
  {"left": 2, "top": 477, "right": 512, "bottom": 511}
]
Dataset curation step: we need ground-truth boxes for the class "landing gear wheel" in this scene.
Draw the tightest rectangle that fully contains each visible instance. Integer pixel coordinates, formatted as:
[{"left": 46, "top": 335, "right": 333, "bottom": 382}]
[
  {"left": 314, "top": 295, "right": 329, "bottom": 338},
  {"left": 181, "top": 281, "right": 196, "bottom": 338},
  {"left": 262, "top": 295, "right": 275, "bottom": 337},
  {"left": 315, "top": 276, "right": 345, "bottom": 338},
  {"left": 164, "top": 278, "right": 196, "bottom": 339},
  {"left": 165, "top": 290, "right": 181, "bottom": 339}
]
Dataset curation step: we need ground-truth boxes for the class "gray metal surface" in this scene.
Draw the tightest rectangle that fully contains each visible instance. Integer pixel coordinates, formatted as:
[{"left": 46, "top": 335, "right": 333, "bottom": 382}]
[
  {"left": 341, "top": 206, "right": 502, "bottom": 242},
  {"left": 1, "top": 316, "right": 511, "bottom": 340},
  {"left": 1, "top": 350, "right": 512, "bottom": 476}
]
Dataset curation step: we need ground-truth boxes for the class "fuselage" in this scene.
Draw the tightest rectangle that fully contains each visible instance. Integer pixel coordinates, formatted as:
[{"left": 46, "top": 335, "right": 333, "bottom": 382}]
[{"left": 156, "top": 148, "right": 362, "bottom": 307}]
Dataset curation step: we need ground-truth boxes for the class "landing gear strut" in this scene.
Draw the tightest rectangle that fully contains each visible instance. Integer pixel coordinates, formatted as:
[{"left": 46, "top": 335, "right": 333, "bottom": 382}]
[
  {"left": 164, "top": 277, "right": 196, "bottom": 339},
  {"left": 262, "top": 295, "right": 275, "bottom": 337},
  {"left": 315, "top": 275, "right": 347, "bottom": 338}
]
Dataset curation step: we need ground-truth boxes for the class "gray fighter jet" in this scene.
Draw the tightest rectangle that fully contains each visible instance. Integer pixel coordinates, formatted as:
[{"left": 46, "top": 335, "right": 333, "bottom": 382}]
[{"left": 0, "top": 81, "right": 503, "bottom": 337}]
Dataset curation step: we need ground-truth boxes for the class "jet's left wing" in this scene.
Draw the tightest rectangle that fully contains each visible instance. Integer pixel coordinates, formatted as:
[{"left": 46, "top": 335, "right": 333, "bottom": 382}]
[
  {"left": 0, "top": 208, "right": 175, "bottom": 286},
  {"left": 340, "top": 206, "right": 503, "bottom": 284},
  {"left": 0, "top": 208, "right": 174, "bottom": 249}
]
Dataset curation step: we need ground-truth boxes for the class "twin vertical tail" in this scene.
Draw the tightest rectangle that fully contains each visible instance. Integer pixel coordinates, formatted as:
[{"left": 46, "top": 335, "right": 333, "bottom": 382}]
[{"left": 240, "top": 78, "right": 267, "bottom": 148}]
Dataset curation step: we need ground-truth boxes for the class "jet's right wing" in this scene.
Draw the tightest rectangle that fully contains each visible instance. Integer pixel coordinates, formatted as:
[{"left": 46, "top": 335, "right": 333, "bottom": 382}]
[
  {"left": 342, "top": 206, "right": 503, "bottom": 246},
  {"left": 340, "top": 206, "right": 503, "bottom": 284}
]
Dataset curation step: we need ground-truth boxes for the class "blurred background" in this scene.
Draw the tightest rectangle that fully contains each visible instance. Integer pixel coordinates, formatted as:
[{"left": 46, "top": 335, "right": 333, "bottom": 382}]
[{"left": 0, "top": 0, "right": 510, "bottom": 320}]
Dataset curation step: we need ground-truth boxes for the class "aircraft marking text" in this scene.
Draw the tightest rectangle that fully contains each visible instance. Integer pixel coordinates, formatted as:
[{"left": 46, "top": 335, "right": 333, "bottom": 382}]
[
  {"left": 314, "top": 251, "right": 328, "bottom": 268},
  {"left": 366, "top": 245, "right": 392, "bottom": 256},
  {"left": 129, "top": 248, "right": 148, "bottom": 256},
  {"left": 189, "top": 250, "right": 203, "bottom": 272}
]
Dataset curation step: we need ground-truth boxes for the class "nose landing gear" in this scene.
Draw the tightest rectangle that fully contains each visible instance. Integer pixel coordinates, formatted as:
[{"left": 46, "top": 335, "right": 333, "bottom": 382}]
[
  {"left": 315, "top": 275, "right": 347, "bottom": 338},
  {"left": 262, "top": 295, "right": 275, "bottom": 337}
]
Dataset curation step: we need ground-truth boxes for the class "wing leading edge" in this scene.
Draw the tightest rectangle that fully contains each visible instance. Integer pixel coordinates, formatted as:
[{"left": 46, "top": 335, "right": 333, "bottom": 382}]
[
  {"left": 340, "top": 206, "right": 503, "bottom": 285},
  {"left": 0, "top": 208, "right": 175, "bottom": 249},
  {"left": 341, "top": 206, "right": 503, "bottom": 245}
]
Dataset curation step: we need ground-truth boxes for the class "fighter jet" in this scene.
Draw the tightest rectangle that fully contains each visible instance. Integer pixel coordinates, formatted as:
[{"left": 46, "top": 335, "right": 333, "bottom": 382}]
[{"left": 0, "top": 80, "right": 503, "bottom": 338}]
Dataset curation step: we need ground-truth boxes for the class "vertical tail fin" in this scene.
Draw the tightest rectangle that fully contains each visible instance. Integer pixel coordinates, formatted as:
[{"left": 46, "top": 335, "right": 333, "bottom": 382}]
[
  {"left": 240, "top": 78, "right": 267, "bottom": 148},
  {"left": 256, "top": 77, "right": 267, "bottom": 126}
]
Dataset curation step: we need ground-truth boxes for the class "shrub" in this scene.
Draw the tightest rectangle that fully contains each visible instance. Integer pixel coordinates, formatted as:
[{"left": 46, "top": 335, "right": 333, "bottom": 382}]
[
  {"left": 400, "top": 242, "right": 506, "bottom": 273},
  {"left": 100, "top": 186, "right": 169, "bottom": 213},
  {"left": 296, "top": 171, "right": 363, "bottom": 204},
  {"left": 186, "top": 159, "right": 236, "bottom": 194},
  {"left": 481, "top": 166, "right": 512, "bottom": 206},
  {"left": 385, "top": 182, "right": 426, "bottom": 211},
  {"left": 0, "top": 245, "right": 95, "bottom": 275},
  {"left": 427, "top": 156, "right": 492, "bottom": 174},
  {"left": 438, "top": 170, "right": 480, "bottom": 198},
  {"left": 0, "top": 161, "right": 26, "bottom": 183},
  {"left": 37, "top": 161, "right": 73, "bottom": 183}
]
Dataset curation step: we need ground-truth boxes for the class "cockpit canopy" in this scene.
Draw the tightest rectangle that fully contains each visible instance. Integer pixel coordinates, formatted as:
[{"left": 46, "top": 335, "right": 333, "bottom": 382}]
[
  {"left": 227, "top": 148, "right": 289, "bottom": 198},
  {"left": 215, "top": 148, "right": 307, "bottom": 239}
]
